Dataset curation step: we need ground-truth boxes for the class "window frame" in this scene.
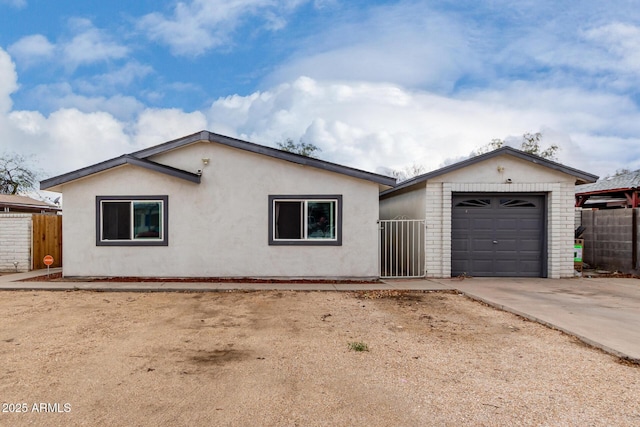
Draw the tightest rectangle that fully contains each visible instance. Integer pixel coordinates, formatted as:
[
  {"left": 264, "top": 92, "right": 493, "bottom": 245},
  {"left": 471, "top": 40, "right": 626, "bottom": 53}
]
[
  {"left": 268, "top": 195, "right": 342, "bottom": 246},
  {"left": 96, "top": 195, "right": 169, "bottom": 246}
]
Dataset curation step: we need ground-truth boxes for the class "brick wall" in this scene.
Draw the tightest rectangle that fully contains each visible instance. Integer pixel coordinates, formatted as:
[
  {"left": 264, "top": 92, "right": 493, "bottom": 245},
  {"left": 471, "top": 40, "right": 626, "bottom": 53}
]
[{"left": 0, "top": 214, "right": 32, "bottom": 272}]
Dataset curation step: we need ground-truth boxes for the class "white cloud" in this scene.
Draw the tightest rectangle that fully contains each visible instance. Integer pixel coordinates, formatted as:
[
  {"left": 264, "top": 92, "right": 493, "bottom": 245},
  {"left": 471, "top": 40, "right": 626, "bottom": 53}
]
[
  {"left": 4, "top": 108, "right": 133, "bottom": 176},
  {"left": 134, "top": 108, "right": 208, "bottom": 148},
  {"left": 91, "top": 62, "right": 154, "bottom": 89},
  {"left": 71, "top": 61, "right": 154, "bottom": 98},
  {"left": 138, "top": 0, "right": 306, "bottom": 56},
  {"left": 583, "top": 22, "right": 640, "bottom": 73},
  {"left": 7, "top": 19, "right": 130, "bottom": 73},
  {"left": 61, "top": 18, "right": 129, "bottom": 70},
  {"left": 208, "top": 77, "right": 506, "bottom": 171},
  {"left": 209, "top": 76, "right": 640, "bottom": 177},
  {"left": 7, "top": 34, "right": 55, "bottom": 66},
  {"left": 0, "top": 48, "right": 18, "bottom": 114},
  {"left": 265, "top": 3, "right": 476, "bottom": 90},
  {"left": 26, "top": 83, "right": 145, "bottom": 121},
  {"left": 44, "top": 109, "right": 132, "bottom": 169}
]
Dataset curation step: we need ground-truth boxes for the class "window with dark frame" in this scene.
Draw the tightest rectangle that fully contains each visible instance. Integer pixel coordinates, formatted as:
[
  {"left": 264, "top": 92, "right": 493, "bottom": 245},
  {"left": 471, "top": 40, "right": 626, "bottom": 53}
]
[
  {"left": 96, "top": 196, "right": 168, "bottom": 246},
  {"left": 269, "top": 195, "right": 342, "bottom": 246}
]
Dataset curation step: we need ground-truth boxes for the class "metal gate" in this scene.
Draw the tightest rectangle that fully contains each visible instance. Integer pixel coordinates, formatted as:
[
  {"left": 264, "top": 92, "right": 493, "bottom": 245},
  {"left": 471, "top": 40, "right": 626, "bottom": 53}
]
[{"left": 379, "top": 219, "right": 425, "bottom": 278}]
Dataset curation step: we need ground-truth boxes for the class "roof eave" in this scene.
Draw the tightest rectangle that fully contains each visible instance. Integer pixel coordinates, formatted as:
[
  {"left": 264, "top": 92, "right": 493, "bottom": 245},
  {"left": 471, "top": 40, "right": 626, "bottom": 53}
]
[
  {"left": 0, "top": 204, "right": 60, "bottom": 211},
  {"left": 208, "top": 132, "right": 396, "bottom": 186},
  {"left": 40, "top": 155, "right": 200, "bottom": 191},
  {"left": 382, "top": 147, "right": 599, "bottom": 197}
]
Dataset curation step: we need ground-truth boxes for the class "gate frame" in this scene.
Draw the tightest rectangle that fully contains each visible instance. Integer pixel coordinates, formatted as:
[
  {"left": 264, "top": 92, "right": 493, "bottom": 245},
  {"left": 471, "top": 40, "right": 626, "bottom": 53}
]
[{"left": 378, "top": 218, "right": 425, "bottom": 279}]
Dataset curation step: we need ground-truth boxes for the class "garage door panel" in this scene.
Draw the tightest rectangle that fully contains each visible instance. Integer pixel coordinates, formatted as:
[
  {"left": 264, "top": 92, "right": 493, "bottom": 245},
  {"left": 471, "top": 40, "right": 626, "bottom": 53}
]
[
  {"left": 471, "top": 219, "right": 494, "bottom": 231},
  {"left": 495, "top": 218, "right": 518, "bottom": 230},
  {"left": 470, "top": 260, "right": 494, "bottom": 275},
  {"left": 452, "top": 218, "right": 470, "bottom": 229},
  {"left": 519, "top": 218, "right": 542, "bottom": 230},
  {"left": 451, "top": 238, "right": 468, "bottom": 251},
  {"left": 495, "top": 239, "right": 518, "bottom": 252},
  {"left": 452, "top": 194, "right": 545, "bottom": 277},
  {"left": 451, "top": 259, "right": 470, "bottom": 274},
  {"left": 472, "top": 239, "right": 497, "bottom": 252},
  {"left": 495, "top": 260, "right": 518, "bottom": 271},
  {"left": 519, "top": 241, "right": 542, "bottom": 251}
]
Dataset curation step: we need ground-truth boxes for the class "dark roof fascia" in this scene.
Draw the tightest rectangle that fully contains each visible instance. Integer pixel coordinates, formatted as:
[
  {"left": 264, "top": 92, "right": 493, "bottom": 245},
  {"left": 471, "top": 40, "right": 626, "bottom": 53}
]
[
  {"left": 381, "top": 146, "right": 599, "bottom": 198},
  {"left": 132, "top": 130, "right": 397, "bottom": 187},
  {"left": 129, "top": 131, "right": 206, "bottom": 158},
  {"left": 40, "top": 155, "right": 200, "bottom": 190},
  {"left": 125, "top": 155, "right": 201, "bottom": 183}
]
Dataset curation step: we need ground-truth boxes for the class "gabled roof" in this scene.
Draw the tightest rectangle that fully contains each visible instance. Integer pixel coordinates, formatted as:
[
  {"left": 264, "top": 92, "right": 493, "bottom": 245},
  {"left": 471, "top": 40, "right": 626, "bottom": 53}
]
[
  {"left": 381, "top": 146, "right": 599, "bottom": 197},
  {"left": 131, "top": 131, "right": 396, "bottom": 185},
  {"left": 41, "top": 130, "right": 396, "bottom": 191},
  {"left": 575, "top": 169, "right": 640, "bottom": 195}
]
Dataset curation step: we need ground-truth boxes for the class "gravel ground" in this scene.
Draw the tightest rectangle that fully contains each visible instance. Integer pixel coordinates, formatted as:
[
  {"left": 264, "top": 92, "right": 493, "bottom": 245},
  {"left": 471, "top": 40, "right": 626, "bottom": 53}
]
[{"left": 0, "top": 289, "right": 639, "bottom": 426}]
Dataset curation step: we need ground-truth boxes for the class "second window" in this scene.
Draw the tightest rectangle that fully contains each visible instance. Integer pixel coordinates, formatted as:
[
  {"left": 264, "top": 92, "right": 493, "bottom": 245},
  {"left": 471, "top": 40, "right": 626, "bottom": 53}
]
[{"left": 270, "top": 195, "right": 342, "bottom": 245}]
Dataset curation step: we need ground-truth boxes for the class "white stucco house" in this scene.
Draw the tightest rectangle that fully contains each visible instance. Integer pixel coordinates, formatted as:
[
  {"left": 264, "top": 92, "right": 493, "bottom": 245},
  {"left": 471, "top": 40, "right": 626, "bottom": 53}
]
[
  {"left": 41, "top": 131, "right": 598, "bottom": 280},
  {"left": 40, "top": 131, "right": 396, "bottom": 279},
  {"left": 379, "top": 147, "right": 598, "bottom": 279}
]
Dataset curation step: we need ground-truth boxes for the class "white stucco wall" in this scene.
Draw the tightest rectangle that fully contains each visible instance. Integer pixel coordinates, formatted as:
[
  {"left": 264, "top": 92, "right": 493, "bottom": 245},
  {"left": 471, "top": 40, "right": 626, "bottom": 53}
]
[
  {"left": 0, "top": 214, "right": 32, "bottom": 272},
  {"left": 59, "top": 141, "right": 381, "bottom": 278},
  {"left": 380, "top": 155, "right": 579, "bottom": 279}
]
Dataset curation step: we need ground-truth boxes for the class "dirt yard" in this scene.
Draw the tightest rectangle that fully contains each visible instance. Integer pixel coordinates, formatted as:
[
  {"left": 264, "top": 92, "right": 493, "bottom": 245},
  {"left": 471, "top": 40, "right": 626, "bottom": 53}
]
[{"left": 1, "top": 289, "right": 639, "bottom": 426}]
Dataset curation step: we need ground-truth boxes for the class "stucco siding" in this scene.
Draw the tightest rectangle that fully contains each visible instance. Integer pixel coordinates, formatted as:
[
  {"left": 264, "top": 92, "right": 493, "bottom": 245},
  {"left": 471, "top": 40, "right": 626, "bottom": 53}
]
[{"left": 61, "top": 142, "right": 380, "bottom": 278}]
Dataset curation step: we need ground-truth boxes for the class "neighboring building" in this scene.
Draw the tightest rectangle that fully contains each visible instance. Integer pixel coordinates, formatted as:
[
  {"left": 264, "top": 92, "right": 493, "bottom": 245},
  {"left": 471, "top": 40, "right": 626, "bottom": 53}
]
[
  {"left": 575, "top": 170, "right": 640, "bottom": 209},
  {"left": 380, "top": 147, "right": 598, "bottom": 279},
  {"left": 0, "top": 195, "right": 61, "bottom": 272},
  {"left": 0, "top": 194, "right": 60, "bottom": 214},
  {"left": 575, "top": 170, "right": 640, "bottom": 274},
  {"left": 41, "top": 131, "right": 395, "bottom": 279}
]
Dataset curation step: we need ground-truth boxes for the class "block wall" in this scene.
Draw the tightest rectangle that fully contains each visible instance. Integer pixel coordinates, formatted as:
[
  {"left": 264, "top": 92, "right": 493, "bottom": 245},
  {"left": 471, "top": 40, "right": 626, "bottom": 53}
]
[
  {"left": 581, "top": 208, "right": 638, "bottom": 273},
  {"left": 0, "top": 214, "right": 32, "bottom": 272}
]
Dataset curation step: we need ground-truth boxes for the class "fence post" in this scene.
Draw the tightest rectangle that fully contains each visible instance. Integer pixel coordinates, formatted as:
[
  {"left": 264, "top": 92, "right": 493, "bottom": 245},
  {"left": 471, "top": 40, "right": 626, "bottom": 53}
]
[{"left": 634, "top": 208, "right": 638, "bottom": 271}]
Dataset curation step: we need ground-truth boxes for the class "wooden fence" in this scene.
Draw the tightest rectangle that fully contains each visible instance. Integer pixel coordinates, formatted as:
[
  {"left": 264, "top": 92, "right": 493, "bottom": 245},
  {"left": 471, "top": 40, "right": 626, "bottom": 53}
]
[{"left": 32, "top": 214, "right": 62, "bottom": 269}]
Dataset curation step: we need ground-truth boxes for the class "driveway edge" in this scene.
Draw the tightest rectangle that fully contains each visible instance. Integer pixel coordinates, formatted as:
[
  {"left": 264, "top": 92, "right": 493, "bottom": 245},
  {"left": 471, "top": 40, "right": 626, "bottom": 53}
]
[{"left": 458, "top": 291, "right": 640, "bottom": 364}]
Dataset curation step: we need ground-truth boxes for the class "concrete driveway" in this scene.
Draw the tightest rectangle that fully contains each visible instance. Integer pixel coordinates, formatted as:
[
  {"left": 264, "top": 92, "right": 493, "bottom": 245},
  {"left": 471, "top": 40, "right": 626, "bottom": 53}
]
[{"left": 429, "top": 277, "right": 640, "bottom": 362}]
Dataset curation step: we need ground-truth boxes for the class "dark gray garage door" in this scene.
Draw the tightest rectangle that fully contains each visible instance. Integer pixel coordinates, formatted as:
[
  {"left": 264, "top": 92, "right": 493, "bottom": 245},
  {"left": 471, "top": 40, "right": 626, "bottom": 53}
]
[{"left": 452, "top": 194, "right": 545, "bottom": 277}]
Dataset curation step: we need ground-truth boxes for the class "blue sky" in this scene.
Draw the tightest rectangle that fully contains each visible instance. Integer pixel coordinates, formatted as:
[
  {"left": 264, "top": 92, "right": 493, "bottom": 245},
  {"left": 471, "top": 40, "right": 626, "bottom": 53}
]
[{"left": 1, "top": 0, "right": 640, "bottom": 186}]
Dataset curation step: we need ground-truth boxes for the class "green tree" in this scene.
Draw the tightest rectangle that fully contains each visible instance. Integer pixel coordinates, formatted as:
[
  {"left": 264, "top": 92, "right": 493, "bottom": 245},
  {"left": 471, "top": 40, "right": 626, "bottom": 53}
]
[
  {"left": 0, "top": 153, "right": 38, "bottom": 195},
  {"left": 276, "top": 138, "right": 322, "bottom": 158},
  {"left": 474, "top": 132, "right": 559, "bottom": 160}
]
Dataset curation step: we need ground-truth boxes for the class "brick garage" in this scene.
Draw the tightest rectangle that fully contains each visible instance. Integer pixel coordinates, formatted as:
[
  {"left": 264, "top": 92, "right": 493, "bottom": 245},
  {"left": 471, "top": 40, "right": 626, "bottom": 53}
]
[{"left": 379, "top": 147, "right": 598, "bottom": 279}]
